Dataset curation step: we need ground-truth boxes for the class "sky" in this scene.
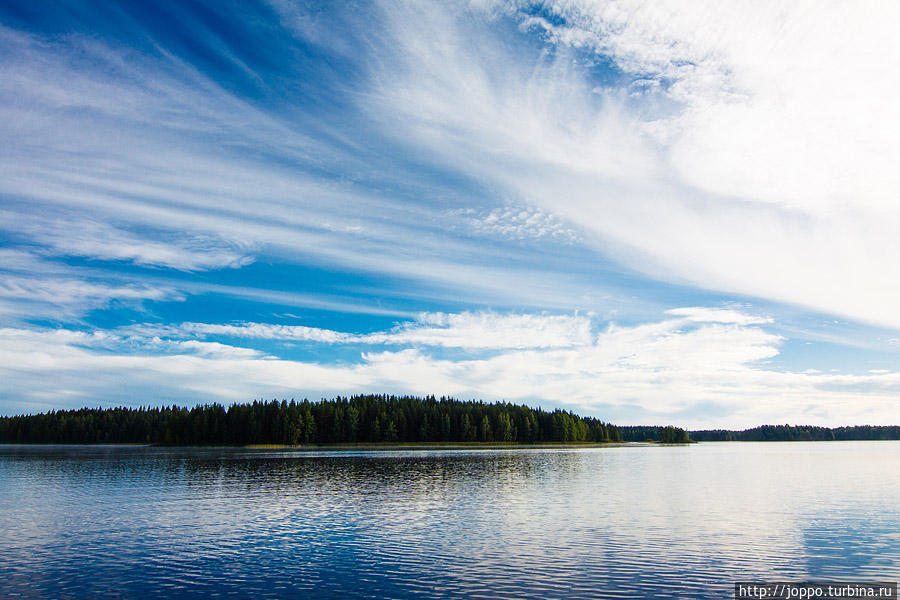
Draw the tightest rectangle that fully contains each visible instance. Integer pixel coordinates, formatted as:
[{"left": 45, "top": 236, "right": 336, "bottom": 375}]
[{"left": 1, "top": 0, "right": 899, "bottom": 428}]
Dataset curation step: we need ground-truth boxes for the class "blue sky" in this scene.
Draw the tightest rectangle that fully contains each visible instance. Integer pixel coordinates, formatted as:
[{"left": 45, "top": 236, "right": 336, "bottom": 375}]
[{"left": 2, "top": 0, "right": 899, "bottom": 427}]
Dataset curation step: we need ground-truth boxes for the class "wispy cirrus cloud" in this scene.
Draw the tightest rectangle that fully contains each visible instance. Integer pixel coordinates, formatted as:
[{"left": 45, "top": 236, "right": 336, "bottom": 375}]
[
  {"left": 137, "top": 311, "right": 594, "bottom": 349},
  {"left": 664, "top": 307, "right": 773, "bottom": 326},
  {"left": 365, "top": 0, "right": 900, "bottom": 328},
  {"left": 10, "top": 1, "right": 897, "bottom": 325},
  {"left": 0, "top": 271, "right": 182, "bottom": 322},
  {"left": 2, "top": 212, "right": 253, "bottom": 271},
  {"left": 0, "top": 12, "right": 600, "bottom": 311},
  {"left": 0, "top": 247, "right": 184, "bottom": 322}
]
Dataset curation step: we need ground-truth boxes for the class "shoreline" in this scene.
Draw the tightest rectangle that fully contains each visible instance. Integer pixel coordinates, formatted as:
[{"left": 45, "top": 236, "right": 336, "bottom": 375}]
[
  {"left": 0, "top": 441, "right": 693, "bottom": 450},
  {"left": 241, "top": 441, "right": 644, "bottom": 450}
]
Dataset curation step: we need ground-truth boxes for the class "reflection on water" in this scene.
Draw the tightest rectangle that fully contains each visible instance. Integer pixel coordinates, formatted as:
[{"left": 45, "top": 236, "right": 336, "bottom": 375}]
[{"left": 0, "top": 443, "right": 897, "bottom": 599}]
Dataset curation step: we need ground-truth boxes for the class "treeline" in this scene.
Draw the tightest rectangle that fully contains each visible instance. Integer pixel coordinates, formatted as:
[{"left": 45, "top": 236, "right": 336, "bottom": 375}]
[
  {"left": 691, "top": 424, "right": 900, "bottom": 441},
  {"left": 0, "top": 395, "right": 622, "bottom": 446},
  {"left": 617, "top": 425, "right": 692, "bottom": 443}
]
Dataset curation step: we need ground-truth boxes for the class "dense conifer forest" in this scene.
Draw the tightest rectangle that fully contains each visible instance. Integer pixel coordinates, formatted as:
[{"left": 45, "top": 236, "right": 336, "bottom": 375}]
[
  {"left": 0, "top": 395, "right": 622, "bottom": 446},
  {"left": 4, "top": 398, "right": 894, "bottom": 446},
  {"left": 617, "top": 425, "right": 692, "bottom": 443},
  {"left": 690, "top": 424, "right": 900, "bottom": 441}
]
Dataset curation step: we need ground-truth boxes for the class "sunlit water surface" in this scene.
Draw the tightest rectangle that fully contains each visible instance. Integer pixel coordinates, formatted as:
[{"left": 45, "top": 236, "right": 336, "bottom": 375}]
[{"left": 0, "top": 442, "right": 897, "bottom": 599}]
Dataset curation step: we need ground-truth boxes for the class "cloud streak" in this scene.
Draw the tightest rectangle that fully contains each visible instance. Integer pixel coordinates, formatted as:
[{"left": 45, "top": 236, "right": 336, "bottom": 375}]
[
  {"left": 367, "top": 0, "right": 900, "bottom": 328},
  {"left": 0, "top": 12, "right": 606, "bottom": 312},
  {"left": 140, "top": 311, "right": 594, "bottom": 349}
]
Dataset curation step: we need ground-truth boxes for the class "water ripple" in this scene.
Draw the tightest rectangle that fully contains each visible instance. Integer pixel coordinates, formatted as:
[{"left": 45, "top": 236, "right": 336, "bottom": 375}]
[{"left": 0, "top": 443, "right": 898, "bottom": 599}]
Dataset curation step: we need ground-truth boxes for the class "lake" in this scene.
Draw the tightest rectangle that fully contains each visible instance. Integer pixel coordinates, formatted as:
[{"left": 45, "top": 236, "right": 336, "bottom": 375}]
[{"left": 1, "top": 442, "right": 897, "bottom": 599}]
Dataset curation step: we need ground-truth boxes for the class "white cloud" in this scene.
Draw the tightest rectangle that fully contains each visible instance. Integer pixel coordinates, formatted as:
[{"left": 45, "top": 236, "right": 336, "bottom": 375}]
[
  {"left": 364, "top": 312, "right": 593, "bottom": 348},
  {"left": 0, "top": 212, "right": 253, "bottom": 271},
  {"left": 367, "top": 0, "right": 900, "bottom": 329},
  {"left": 141, "top": 311, "right": 594, "bottom": 349},
  {"left": 533, "top": 0, "right": 899, "bottom": 212},
  {"left": 0, "top": 271, "right": 181, "bottom": 321},
  {"left": 9, "top": 2, "right": 897, "bottom": 328},
  {"left": 0, "top": 20, "right": 613, "bottom": 312},
  {"left": 449, "top": 205, "right": 580, "bottom": 243},
  {"left": 665, "top": 307, "right": 772, "bottom": 326},
  {"left": 168, "top": 322, "right": 356, "bottom": 344},
  {"left": 2, "top": 309, "right": 898, "bottom": 428}
]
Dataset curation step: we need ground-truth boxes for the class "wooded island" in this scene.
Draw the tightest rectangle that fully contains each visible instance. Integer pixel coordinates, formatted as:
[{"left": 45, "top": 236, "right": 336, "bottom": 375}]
[{"left": 0, "top": 395, "right": 629, "bottom": 446}]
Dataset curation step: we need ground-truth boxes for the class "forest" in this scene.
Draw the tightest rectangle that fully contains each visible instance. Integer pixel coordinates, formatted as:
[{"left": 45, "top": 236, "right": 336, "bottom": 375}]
[
  {"left": 6, "top": 397, "right": 889, "bottom": 446},
  {"left": 617, "top": 425, "right": 693, "bottom": 443},
  {"left": 690, "top": 424, "right": 900, "bottom": 441},
  {"left": 0, "top": 395, "right": 622, "bottom": 446}
]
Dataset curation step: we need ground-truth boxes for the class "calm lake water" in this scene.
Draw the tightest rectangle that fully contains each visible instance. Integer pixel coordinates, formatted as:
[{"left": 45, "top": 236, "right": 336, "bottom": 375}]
[{"left": 0, "top": 442, "right": 897, "bottom": 599}]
